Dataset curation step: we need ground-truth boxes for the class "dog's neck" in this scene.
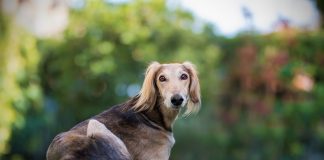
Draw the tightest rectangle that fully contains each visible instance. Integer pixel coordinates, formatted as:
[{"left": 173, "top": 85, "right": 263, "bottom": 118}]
[{"left": 142, "top": 102, "right": 179, "bottom": 132}]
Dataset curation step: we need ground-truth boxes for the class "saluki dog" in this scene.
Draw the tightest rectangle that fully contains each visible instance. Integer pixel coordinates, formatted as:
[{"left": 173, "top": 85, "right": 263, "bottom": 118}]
[{"left": 46, "top": 61, "right": 201, "bottom": 160}]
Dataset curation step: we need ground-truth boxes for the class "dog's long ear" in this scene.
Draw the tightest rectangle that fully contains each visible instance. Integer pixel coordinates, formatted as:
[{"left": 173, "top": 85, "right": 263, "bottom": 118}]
[
  {"left": 183, "top": 61, "right": 201, "bottom": 116},
  {"left": 133, "top": 62, "right": 161, "bottom": 112}
]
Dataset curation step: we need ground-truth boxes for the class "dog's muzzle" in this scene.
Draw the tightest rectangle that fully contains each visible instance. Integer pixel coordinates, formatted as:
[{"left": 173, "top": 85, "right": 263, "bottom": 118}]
[{"left": 171, "top": 94, "right": 184, "bottom": 108}]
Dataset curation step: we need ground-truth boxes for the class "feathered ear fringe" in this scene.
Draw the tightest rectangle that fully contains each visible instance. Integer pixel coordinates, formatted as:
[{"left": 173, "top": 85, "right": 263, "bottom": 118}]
[
  {"left": 133, "top": 62, "right": 161, "bottom": 112},
  {"left": 182, "top": 61, "right": 201, "bottom": 116}
]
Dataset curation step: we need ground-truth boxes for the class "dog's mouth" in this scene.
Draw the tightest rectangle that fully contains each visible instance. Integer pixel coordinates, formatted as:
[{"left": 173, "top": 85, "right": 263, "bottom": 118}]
[{"left": 171, "top": 105, "right": 181, "bottom": 110}]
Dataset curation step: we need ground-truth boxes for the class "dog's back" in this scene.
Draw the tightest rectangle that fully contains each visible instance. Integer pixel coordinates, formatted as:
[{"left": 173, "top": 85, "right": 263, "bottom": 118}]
[{"left": 47, "top": 119, "right": 131, "bottom": 160}]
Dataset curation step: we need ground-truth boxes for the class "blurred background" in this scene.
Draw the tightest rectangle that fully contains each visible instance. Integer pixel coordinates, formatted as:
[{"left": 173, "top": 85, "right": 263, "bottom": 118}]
[{"left": 0, "top": 0, "right": 324, "bottom": 159}]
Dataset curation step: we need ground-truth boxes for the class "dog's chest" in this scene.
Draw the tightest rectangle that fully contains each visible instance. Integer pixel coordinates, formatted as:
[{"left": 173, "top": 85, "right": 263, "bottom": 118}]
[{"left": 130, "top": 127, "right": 175, "bottom": 160}]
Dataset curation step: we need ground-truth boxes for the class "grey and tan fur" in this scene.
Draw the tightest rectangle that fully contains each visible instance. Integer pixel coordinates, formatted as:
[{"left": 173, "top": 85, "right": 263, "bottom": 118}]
[{"left": 46, "top": 61, "right": 201, "bottom": 160}]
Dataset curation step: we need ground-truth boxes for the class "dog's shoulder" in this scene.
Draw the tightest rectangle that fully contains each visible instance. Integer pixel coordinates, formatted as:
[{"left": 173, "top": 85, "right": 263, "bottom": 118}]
[
  {"left": 94, "top": 103, "right": 142, "bottom": 129},
  {"left": 67, "top": 105, "right": 124, "bottom": 132}
]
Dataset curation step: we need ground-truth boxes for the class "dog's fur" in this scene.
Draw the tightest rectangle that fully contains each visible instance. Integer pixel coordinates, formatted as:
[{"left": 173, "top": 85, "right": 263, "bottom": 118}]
[{"left": 46, "top": 61, "right": 201, "bottom": 160}]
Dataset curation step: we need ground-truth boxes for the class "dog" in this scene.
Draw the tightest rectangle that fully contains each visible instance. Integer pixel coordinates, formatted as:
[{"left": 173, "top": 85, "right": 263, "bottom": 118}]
[{"left": 46, "top": 61, "right": 201, "bottom": 160}]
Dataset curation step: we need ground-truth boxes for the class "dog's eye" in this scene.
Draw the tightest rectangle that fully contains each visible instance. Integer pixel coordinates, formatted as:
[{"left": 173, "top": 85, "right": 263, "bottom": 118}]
[
  {"left": 159, "top": 75, "right": 167, "bottom": 82},
  {"left": 180, "top": 74, "right": 188, "bottom": 80}
]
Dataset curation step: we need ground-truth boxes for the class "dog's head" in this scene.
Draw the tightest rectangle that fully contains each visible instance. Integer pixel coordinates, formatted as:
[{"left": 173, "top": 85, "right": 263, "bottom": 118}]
[{"left": 133, "top": 61, "right": 201, "bottom": 116}]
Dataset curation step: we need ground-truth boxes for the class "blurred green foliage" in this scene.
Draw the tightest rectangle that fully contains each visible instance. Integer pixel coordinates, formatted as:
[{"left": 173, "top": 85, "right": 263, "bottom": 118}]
[
  {"left": 0, "top": 0, "right": 324, "bottom": 159},
  {"left": 0, "top": 12, "right": 42, "bottom": 157}
]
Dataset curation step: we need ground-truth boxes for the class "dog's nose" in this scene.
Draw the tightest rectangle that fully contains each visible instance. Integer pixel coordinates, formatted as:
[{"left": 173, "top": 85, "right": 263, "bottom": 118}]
[{"left": 171, "top": 94, "right": 184, "bottom": 106}]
